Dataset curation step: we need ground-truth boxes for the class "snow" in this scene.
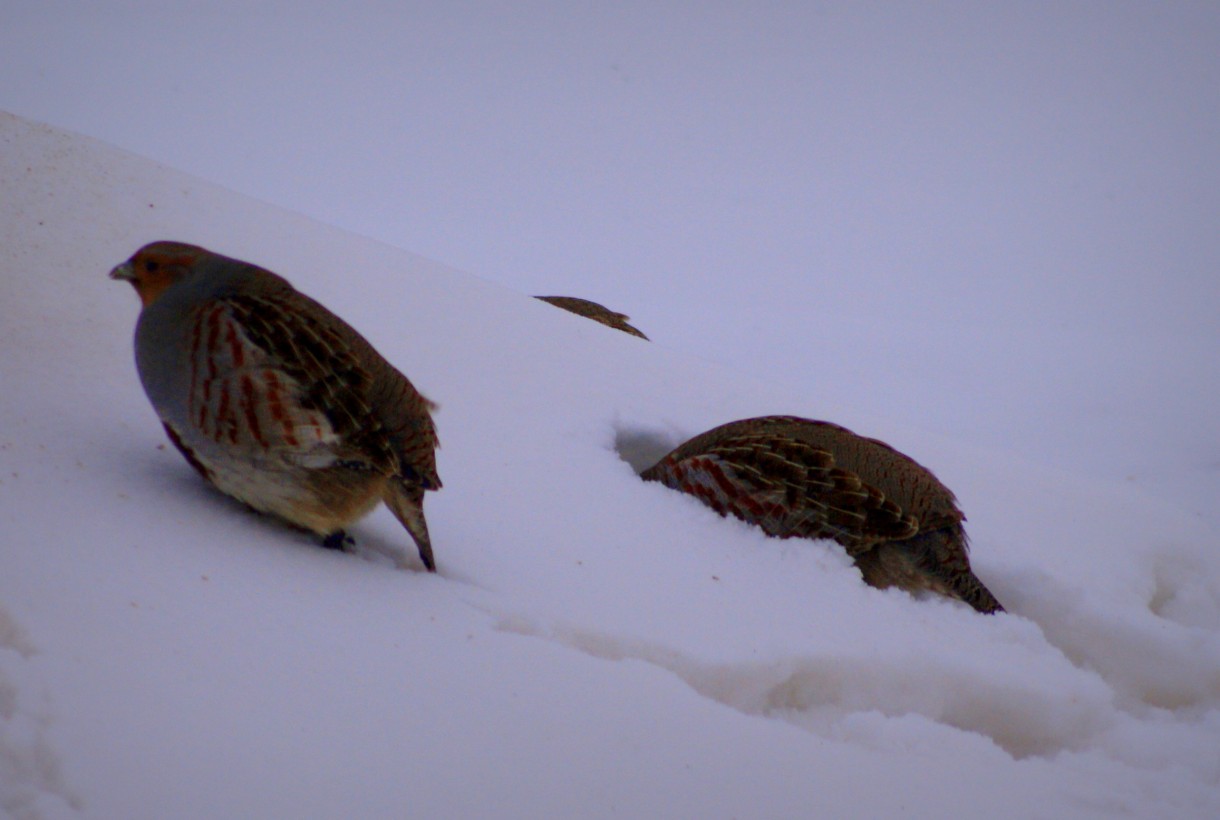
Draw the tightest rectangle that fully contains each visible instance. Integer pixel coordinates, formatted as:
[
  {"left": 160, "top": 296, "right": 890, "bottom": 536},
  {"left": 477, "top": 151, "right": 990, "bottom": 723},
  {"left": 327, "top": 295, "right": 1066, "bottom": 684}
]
[
  {"left": 2, "top": 109, "right": 1218, "bottom": 820},
  {"left": 2, "top": 4, "right": 1219, "bottom": 817},
  {"left": 4, "top": 4, "right": 1218, "bottom": 526}
]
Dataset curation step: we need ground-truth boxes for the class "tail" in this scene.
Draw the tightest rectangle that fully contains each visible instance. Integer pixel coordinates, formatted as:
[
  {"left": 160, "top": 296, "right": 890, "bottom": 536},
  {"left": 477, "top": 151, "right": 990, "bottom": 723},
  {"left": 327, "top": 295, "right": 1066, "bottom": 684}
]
[
  {"left": 954, "top": 572, "right": 1005, "bottom": 615},
  {"left": 383, "top": 480, "right": 436, "bottom": 572},
  {"left": 856, "top": 528, "right": 1004, "bottom": 614},
  {"left": 909, "top": 527, "right": 1005, "bottom": 614}
]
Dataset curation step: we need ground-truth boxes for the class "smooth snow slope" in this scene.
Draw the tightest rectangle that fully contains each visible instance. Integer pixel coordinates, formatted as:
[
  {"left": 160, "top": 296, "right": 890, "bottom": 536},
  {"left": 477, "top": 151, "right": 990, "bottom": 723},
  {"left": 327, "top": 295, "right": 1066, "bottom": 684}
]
[
  {"left": 2, "top": 113, "right": 1219, "bottom": 818},
  {"left": 3, "top": 3, "right": 1217, "bottom": 534}
]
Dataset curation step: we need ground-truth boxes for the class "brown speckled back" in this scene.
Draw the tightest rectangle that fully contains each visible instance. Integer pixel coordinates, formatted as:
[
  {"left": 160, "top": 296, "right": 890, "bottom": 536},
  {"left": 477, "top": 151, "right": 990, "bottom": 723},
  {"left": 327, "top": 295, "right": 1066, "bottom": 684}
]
[{"left": 642, "top": 415, "right": 1002, "bottom": 613}]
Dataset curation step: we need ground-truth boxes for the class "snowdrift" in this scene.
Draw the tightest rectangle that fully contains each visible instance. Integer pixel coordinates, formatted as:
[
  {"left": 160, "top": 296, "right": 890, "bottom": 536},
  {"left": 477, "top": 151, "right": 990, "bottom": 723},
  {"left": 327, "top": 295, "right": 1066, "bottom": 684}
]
[{"left": 2, "top": 111, "right": 1218, "bottom": 818}]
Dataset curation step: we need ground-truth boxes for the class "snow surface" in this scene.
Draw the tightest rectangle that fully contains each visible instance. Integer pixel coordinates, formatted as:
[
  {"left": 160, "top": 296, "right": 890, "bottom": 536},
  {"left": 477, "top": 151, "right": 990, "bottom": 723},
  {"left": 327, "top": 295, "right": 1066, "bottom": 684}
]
[
  {"left": 3, "top": 3, "right": 1218, "bottom": 531},
  {"left": 2, "top": 108, "right": 1219, "bottom": 818},
  {"left": 2, "top": 3, "right": 1219, "bottom": 817}
]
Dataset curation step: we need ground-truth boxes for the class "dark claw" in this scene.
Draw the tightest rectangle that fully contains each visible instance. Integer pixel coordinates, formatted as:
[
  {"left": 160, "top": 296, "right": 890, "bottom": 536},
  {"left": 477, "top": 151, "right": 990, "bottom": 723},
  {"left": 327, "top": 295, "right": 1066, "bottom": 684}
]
[{"left": 321, "top": 530, "right": 355, "bottom": 552}]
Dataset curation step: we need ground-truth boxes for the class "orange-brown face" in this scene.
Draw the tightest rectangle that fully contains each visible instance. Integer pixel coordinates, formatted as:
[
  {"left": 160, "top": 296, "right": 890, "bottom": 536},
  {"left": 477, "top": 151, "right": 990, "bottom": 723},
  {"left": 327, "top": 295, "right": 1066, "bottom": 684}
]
[{"left": 110, "top": 241, "right": 209, "bottom": 307}]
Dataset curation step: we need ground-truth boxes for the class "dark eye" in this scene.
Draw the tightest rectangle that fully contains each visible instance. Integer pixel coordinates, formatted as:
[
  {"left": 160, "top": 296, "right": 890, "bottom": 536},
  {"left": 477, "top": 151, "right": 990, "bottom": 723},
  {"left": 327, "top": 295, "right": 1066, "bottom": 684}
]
[{"left": 144, "top": 260, "right": 160, "bottom": 272}]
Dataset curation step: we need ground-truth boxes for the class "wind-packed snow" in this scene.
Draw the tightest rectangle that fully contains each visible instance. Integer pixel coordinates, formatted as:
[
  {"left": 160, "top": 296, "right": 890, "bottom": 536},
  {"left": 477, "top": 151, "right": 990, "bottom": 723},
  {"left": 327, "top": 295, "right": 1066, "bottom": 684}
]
[
  {"left": 1, "top": 109, "right": 1218, "bottom": 818},
  {"left": 2, "top": 3, "right": 1220, "bottom": 817}
]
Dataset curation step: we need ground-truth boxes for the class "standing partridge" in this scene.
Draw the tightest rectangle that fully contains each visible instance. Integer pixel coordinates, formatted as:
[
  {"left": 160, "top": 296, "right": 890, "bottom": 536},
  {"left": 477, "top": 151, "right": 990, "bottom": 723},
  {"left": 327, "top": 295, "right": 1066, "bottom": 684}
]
[
  {"left": 535, "top": 296, "right": 650, "bottom": 340},
  {"left": 641, "top": 416, "right": 1003, "bottom": 613},
  {"left": 111, "top": 241, "right": 441, "bottom": 571}
]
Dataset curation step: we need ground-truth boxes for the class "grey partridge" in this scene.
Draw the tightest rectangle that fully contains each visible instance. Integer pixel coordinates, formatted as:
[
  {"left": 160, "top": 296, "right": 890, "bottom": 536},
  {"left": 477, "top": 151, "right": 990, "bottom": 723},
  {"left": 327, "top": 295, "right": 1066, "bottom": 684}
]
[
  {"left": 111, "top": 241, "right": 441, "bottom": 571},
  {"left": 640, "top": 416, "right": 1003, "bottom": 613},
  {"left": 535, "top": 296, "right": 649, "bottom": 340}
]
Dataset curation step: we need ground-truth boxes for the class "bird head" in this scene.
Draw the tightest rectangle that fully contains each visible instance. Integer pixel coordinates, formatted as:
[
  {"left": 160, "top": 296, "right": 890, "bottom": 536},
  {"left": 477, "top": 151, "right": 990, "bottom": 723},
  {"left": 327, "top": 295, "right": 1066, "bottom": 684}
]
[{"left": 110, "top": 241, "right": 210, "bottom": 307}]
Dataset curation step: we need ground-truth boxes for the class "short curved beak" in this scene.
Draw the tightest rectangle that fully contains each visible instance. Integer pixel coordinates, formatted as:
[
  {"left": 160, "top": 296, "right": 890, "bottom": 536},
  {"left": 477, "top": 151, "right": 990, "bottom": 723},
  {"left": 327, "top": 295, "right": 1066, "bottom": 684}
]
[{"left": 109, "top": 261, "right": 135, "bottom": 281}]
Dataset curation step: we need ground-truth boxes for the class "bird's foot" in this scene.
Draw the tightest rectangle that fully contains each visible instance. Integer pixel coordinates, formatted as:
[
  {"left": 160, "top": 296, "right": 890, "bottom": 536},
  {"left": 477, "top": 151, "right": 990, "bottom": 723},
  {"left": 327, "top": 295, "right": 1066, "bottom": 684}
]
[{"left": 321, "top": 530, "right": 356, "bottom": 552}]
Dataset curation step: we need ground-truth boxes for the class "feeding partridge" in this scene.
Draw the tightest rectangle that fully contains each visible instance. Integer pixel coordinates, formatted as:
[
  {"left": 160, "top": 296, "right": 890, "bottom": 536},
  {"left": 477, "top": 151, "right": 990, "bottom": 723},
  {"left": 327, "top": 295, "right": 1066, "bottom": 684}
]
[
  {"left": 111, "top": 241, "right": 441, "bottom": 571},
  {"left": 535, "top": 296, "right": 649, "bottom": 340},
  {"left": 641, "top": 416, "right": 1003, "bottom": 613}
]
